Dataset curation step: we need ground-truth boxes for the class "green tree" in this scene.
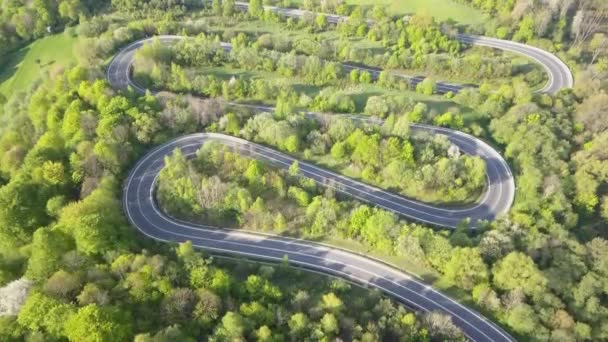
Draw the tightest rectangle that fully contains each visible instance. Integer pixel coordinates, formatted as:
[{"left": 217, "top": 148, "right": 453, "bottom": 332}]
[
  {"left": 26, "top": 229, "right": 73, "bottom": 281},
  {"left": 57, "top": 178, "right": 131, "bottom": 255},
  {"left": 256, "top": 325, "right": 273, "bottom": 341},
  {"left": 506, "top": 304, "right": 543, "bottom": 335},
  {"left": 288, "top": 312, "right": 309, "bottom": 338},
  {"left": 320, "top": 313, "right": 339, "bottom": 335},
  {"left": 194, "top": 289, "right": 222, "bottom": 328},
  {"left": 64, "top": 304, "right": 132, "bottom": 342},
  {"left": 222, "top": 0, "right": 235, "bottom": 16},
  {"left": 161, "top": 288, "right": 197, "bottom": 324},
  {"left": 217, "top": 312, "right": 245, "bottom": 339},
  {"left": 444, "top": 247, "right": 489, "bottom": 290},
  {"left": 289, "top": 160, "right": 300, "bottom": 177},
  {"left": 493, "top": 252, "right": 547, "bottom": 296},
  {"left": 315, "top": 14, "right": 327, "bottom": 30},
  {"left": 18, "top": 292, "right": 73, "bottom": 335},
  {"left": 288, "top": 186, "right": 310, "bottom": 206},
  {"left": 321, "top": 292, "right": 344, "bottom": 313},
  {"left": 359, "top": 71, "right": 372, "bottom": 84},
  {"left": 416, "top": 78, "right": 436, "bottom": 95},
  {"left": 240, "top": 301, "right": 273, "bottom": 326},
  {"left": 44, "top": 269, "right": 81, "bottom": 299},
  {"left": 58, "top": 0, "right": 86, "bottom": 24},
  {"left": 248, "top": 0, "right": 263, "bottom": 17},
  {"left": 211, "top": 0, "right": 222, "bottom": 15},
  {"left": 134, "top": 325, "right": 194, "bottom": 342},
  {"left": 0, "top": 177, "right": 53, "bottom": 248}
]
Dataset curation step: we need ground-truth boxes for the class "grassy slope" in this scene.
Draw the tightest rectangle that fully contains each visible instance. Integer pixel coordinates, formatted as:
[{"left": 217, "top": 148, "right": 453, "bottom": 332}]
[
  {"left": 349, "top": 0, "right": 486, "bottom": 24},
  {"left": 288, "top": 0, "right": 486, "bottom": 25},
  {"left": 0, "top": 34, "right": 77, "bottom": 97}
]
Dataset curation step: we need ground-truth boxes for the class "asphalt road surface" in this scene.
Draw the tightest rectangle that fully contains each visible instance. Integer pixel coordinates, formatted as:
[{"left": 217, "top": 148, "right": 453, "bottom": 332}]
[{"left": 110, "top": 5, "right": 573, "bottom": 341}]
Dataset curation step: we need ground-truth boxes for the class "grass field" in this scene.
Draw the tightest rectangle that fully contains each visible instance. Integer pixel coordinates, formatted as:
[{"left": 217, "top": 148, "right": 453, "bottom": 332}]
[
  {"left": 288, "top": 0, "right": 487, "bottom": 25},
  {"left": 0, "top": 33, "right": 78, "bottom": 97},
  {"left": 350, "top": 0, "right": 486, "bottom": 24}
]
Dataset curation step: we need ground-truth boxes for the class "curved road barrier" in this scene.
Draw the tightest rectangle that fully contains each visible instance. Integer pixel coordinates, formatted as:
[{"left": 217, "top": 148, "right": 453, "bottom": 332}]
[{"left": 111, "top": 5, "right": 573, "bottom": 341}]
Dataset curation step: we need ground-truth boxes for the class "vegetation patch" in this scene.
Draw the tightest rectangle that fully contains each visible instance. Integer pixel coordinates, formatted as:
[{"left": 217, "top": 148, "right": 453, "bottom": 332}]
[{"left": 0, "top": 33, "right": 77, "bottom": 97}]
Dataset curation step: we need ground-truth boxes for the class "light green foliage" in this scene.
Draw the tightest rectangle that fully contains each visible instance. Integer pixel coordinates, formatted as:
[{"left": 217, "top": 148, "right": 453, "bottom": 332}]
[
  {"left": 288, "top": 160, "right": 300, "bottom": 177},
  {"left": 0, "top": 175, "right": 56, "bottom": 248},
  {"left": 288, "top": 312, "right": 310, "bottom": 338},
  {"left": 359, "top": 209, "right": 399, "bottom": 250},
  {"left": 64, "top": 304, "right": 132, "bottom": 342},
  {"left": 26, "top": 229, "right": 73, "bottom": 281},
  {"left": 288, "top": 186, "right": 310, "bottom": 206},
  {"left": 443, "top": 247, "right": 488, "bottom": 290},
  {"left": 306, "top": 196, "right": 339, "bottom": 236},
  {"left": 194, "top": 288, "right": 222, "bottom": 328},
  {"left": 18, "top": 292, "right": 74, "bottom": 336},
  {"left": 311, "top": 88, "right": 356, "bottom": 113},
  {"left": 57, "top": 178, "right": 131, "bottom": 255},
  {"left": 215, "top": 312, "right": 245, "bottom": 339},
  {"left": 244, "top": 275, "right": 282, "bottom": 302},
  {"left": 157, "top": 149, "right": 201, "bottom": 217},
  {"left": 493, "top": 252, "right": 547, "bottom": 296},
  {"left": 471, "top": 283, "right": 501, "bottom": 312},
  {"left": 321, "top": 292, "right": 344, "bottom": 313},
  {"left": 321, "top": 313, "right": 339, "bottom": 335},
  {"left": 223, "top": 0, "right": 235, "bottom": 16},
  {"left": 416, "top": 78, "right": 437, "bottom": 96},
  {"left": 433, "top": 112, "right": 464, "bottom": 129},
  {"left": 256, "top": 325, "right": 273, "bottom": 341},
  {"left": 513, "top": 15, "right": 535, "bottom": 42},
  {"left": 240, "top": 301, "right": 273, "bottom": 326},
  {"left": 506, "top": 304, "right": 543, "bottom": 335},
  {"left": 248, "top": 0, "right": 263, "bottom": 17}
]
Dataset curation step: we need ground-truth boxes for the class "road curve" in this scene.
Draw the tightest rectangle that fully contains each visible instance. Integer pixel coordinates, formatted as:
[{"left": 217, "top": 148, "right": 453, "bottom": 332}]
[
  {"left": 455, "top": 35, "right": 573, "bottom": 94},
  {"left": 123, "top": 133, "right": 515, "bottom": 342},
  {"left": 234, "top": 1, "right": 573, "bottom": 95},
  {"left": 109, "top": 36, "right": 515, "bottom": 228},
  {"left": 111, "top": 36, "right": 516, "bottom": 341},
  {"left": 110, "top": 5, "right": 571, "bottom": 340}
]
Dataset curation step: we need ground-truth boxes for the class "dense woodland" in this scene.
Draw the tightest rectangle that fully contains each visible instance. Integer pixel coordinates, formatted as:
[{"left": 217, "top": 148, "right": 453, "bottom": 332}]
[{"left": 0, "top": 0, "right": 607, "bottom": 341}]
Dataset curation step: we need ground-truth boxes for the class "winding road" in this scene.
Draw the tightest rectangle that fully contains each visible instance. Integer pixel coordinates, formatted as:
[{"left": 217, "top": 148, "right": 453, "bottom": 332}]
[
  {"left": 235, "top": 1, "right": 573, "bottom": 95},
  {"left": 112, "top": 3, "right": 573, "bottom": 341}
]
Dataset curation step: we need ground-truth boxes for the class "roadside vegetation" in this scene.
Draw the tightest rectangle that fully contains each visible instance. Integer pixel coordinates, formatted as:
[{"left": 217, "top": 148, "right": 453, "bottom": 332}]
[
  {"left": 156, "top": 141, "right": 481, "bottom": 244},
  {"left": 132, "top": 36, "right": 487, "bottom": 204},
  {"left": 0, "top": 0, "right": 607, "bottom": 341}
]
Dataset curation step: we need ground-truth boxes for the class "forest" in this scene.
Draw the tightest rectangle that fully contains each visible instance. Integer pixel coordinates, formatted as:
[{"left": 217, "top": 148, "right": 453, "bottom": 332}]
[{"left": 0, "top": 0, "right": 607, "bottom": 341}]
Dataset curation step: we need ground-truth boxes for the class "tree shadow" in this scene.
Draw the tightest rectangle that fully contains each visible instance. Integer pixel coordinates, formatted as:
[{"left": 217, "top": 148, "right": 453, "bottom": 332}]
[
  {"left": 292, "top": 83, "right": 320, "bottom": 98},
  {"left": 511, "top": 60, "right": 540, "bottom": 76},
  {"left": 207, "top": 68, "right": 257, "bottom": 80},
  {"left": 0, "top": 44, "right": 32, "bottom": 88},
  {"left": 41, "top": 60, "right": 56, "bottom": 67},
  {"left": 350, "top": 90, "right": 383, "bottom": 112}
]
